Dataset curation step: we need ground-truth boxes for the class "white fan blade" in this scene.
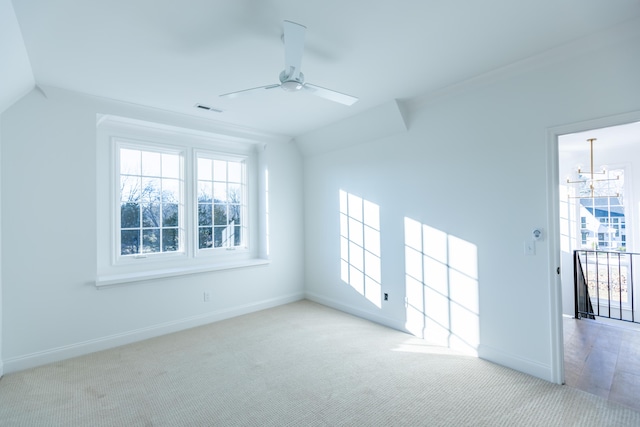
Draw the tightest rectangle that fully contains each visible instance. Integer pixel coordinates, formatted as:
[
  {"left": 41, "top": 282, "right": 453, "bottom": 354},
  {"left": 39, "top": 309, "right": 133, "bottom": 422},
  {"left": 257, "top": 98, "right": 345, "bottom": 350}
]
[
  {"left": 283, "top": 20, "right": 306, "bottom": 80},
  {"left": 219, "top": 84, "right": 280, "bottom": 99},
  {"left": 303, "top": 83, "right": 359, "bottom": 106}
]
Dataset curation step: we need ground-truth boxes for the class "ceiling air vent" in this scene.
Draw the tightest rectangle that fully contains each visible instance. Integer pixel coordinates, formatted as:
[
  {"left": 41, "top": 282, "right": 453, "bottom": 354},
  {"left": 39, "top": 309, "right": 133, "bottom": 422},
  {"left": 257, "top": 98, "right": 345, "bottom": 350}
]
[{"left": 194, "top": 104, "right": 223, "bottom": 113}]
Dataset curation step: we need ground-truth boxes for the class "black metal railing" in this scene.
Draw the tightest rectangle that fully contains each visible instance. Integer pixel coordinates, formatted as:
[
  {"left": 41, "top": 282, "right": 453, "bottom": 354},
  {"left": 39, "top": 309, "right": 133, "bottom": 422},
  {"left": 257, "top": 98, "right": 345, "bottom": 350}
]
[
  {"left": 574, "top": 249, "right": 637, "bottom": 324},
  {"left": 574, "top": 251, "right": 595, "bottom": 320}
]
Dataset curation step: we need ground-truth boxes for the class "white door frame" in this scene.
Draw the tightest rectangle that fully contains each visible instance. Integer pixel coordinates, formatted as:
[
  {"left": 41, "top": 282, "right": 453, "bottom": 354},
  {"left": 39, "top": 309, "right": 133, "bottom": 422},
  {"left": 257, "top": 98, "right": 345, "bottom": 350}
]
[{"left": 546, "top": 110, "right": 640, "bottom": 384}]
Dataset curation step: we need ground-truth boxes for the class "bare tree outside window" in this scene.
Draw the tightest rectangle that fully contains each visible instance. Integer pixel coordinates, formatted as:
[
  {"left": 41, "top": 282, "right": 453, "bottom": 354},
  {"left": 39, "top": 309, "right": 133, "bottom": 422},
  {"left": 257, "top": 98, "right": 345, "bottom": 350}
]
[
  {"left": 197, "top": 157, "right": 245, "bottom": 249},
  {"left": 119, "top": 148, "right": 181, "bottom": 255}
]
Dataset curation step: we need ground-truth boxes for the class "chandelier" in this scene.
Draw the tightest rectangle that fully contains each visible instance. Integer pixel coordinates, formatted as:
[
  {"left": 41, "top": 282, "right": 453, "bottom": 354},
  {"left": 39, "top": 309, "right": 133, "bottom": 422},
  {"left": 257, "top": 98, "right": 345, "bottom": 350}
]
[{"left": 566, "top": 138, "right": 619, "bottom": 199}]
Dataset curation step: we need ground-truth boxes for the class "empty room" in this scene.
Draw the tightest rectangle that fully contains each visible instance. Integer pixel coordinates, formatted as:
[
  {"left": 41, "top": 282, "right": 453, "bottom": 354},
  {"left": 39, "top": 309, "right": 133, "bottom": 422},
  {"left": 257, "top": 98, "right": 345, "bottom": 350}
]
[{"left": 2, "top": 0, "right": 640, "bottom": 425}]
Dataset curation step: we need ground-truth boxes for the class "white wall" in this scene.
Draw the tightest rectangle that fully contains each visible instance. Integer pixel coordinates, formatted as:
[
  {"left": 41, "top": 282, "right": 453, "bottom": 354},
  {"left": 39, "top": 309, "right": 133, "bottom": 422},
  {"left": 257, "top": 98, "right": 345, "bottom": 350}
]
[
  {"left": 0, "top": 0, "right": 36, "bottom": 378},
  {"left": 0, "top": 119, "right": 3, "bottom": 377},
  {"left": 0, "top": 0, "right": 34, "bottom": 113},
  {"left": 0, "top": 87, "right": 305, "bottom": 372},
  {"left": 302, "top": 29, "right": 640, "bottom": 382}
]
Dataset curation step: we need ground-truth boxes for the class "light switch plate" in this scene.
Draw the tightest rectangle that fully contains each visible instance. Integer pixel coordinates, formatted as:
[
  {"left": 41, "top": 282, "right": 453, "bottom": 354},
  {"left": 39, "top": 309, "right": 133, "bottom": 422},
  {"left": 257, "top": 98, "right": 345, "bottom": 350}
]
[{"left": 525, "top": 240, "right": 535, "bottom": 255}]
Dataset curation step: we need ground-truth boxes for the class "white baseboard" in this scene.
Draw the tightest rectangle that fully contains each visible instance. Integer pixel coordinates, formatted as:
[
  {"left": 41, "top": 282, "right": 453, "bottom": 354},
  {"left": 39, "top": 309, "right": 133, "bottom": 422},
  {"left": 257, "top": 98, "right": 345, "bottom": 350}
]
[
  {"left": 478, "top": 343, "right": 553, "bottom": 382},
  {"left": 3, "top": 292, "right": 304, "bottom": 374},
  {"left": 305, "top": 291, "right": 407, "bottom": 332}
]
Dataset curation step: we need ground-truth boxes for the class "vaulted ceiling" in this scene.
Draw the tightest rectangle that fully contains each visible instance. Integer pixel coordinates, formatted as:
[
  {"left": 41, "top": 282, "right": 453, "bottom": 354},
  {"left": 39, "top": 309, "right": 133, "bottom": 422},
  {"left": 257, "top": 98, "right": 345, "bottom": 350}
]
[{"left": 7, "top": 0, "right": 640, "bottom": 137}]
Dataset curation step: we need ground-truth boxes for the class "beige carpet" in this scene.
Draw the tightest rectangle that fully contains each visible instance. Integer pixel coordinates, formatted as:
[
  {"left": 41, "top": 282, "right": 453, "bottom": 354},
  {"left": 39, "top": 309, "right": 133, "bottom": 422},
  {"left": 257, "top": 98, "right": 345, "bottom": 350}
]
[{"left": 1, "top": 300, "right": 639, "bottom": 426}]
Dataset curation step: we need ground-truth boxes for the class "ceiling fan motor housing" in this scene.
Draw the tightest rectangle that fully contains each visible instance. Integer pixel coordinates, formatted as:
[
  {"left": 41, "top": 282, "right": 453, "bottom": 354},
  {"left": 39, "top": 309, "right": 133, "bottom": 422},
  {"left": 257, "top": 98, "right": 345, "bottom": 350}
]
[{"left": 279, "top": 70, "right": 304, "bottom": 92}]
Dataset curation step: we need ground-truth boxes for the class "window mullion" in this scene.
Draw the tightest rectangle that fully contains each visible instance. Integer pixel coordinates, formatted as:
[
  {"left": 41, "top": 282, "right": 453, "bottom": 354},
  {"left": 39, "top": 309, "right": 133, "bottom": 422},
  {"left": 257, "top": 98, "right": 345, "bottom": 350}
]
[{"left": 185, "top": 148, "right": 195, "bottom": 258}]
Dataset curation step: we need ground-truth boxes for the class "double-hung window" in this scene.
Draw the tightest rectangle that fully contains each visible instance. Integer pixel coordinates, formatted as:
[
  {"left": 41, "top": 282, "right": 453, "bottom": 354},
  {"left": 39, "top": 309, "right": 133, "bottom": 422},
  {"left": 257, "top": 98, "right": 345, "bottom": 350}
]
[
  {"left": 196, "top": 153, "right": 246, "bottom": 250},
  {"left": 118, "top": 145, "right": 183, "bottom": 257},
  {"left": 96, "top": 115, "right": 264, "bottom": 286}
]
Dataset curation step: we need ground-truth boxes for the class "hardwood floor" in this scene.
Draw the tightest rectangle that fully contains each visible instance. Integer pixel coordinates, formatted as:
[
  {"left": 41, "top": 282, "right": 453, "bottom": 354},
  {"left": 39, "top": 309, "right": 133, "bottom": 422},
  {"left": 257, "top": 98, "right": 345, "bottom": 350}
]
[{"left": 563, "top": 315, "right": 640, "bottom": 412}]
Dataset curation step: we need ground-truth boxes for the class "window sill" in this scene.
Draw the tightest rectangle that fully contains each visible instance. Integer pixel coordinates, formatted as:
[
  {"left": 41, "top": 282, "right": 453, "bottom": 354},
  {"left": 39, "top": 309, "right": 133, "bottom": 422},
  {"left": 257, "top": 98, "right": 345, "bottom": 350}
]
[{"left": 95, "top": 258, "right": 270, "bottom": 288}]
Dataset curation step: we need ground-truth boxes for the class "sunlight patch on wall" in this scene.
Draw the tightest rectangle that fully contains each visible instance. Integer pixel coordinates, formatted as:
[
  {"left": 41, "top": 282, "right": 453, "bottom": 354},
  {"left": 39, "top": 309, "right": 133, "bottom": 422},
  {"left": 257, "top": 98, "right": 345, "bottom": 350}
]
[
  {"left": 340, "top": 190, "right": 382, "bottom": 308},
  {"left": 404, "top": 217, "right": 479, "bottom": 355}
]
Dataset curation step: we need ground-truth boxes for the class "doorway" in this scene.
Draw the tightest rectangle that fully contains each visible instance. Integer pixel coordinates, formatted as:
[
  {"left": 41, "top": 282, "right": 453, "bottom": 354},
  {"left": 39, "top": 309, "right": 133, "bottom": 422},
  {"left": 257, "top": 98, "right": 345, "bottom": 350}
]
[{"left": 553, "top": 117, "right": 640, "bottom": 408}]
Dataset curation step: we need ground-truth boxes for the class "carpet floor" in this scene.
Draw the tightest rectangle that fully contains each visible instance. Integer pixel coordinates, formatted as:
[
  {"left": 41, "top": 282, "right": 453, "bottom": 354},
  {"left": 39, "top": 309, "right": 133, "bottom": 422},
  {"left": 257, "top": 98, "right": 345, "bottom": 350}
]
[{"left": 1, "top": 300, "right": 639, "bottom": 426}]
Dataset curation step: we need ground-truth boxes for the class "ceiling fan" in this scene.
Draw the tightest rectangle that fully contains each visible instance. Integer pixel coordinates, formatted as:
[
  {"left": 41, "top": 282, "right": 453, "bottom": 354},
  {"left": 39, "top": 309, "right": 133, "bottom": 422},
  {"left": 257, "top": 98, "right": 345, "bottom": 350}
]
[{"left": 219, "top": 20, "right": 358, "bottom": 106}]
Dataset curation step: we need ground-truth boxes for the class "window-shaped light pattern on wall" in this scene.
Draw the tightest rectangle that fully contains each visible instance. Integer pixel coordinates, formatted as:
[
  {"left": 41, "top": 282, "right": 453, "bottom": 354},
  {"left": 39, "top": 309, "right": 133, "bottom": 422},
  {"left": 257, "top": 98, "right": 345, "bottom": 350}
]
[
  {"left": 197, "top": 156, "right": 246, "bottom": 249},
  {"left": 119, "top": 148, "right": 182, "bottom": 255},
  {"left": 340, "top": 190, "right": 382, "bottom": 308},
  {"left": 404, "top": 218, "right": 479, "bottom": 355}
]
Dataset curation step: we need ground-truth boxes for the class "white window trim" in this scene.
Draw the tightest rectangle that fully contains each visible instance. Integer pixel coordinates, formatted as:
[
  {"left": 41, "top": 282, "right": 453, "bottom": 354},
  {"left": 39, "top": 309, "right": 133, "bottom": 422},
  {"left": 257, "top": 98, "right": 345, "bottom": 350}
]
[
  {"left": 114, "top": 139, "right": 188, "bottom": 265},
  {"left": 96, "top": 115, "right": 269, "bottom": 287},
  {"left": 95, "top": 258, "right": 270, "bottom": 288}
]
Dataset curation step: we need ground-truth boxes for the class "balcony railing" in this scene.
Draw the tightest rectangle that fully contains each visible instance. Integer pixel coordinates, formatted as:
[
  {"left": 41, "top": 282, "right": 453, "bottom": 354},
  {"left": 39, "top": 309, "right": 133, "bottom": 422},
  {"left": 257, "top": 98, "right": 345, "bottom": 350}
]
[{"left": 574, "top": 249, "right": 637, "bottom": 324}]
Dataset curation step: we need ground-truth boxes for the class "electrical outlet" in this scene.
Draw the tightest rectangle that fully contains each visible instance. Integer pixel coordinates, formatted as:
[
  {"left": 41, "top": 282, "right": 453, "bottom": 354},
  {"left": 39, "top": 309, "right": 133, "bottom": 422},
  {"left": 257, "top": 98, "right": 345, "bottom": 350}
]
[
  {"left": 203, "top": 291, "right": 211, "bottom": 302},
  {"left": 384, "top": 293, "right": 389, "bottom": 301}
]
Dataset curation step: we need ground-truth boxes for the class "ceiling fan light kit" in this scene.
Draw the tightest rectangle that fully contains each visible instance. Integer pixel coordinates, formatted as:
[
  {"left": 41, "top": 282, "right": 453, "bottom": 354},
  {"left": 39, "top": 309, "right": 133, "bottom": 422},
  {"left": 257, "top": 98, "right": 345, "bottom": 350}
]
[{"left": 220, "top": 20, "right": 358, "bottom": 106}]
